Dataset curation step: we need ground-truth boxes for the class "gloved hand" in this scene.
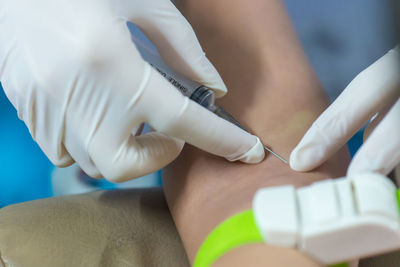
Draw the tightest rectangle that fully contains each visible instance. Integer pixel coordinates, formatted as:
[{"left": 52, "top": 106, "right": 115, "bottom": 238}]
[
  {"left": 290, "top": 46, "right": 400, "bottom": 176},
  {"left": 0, "top": 0, "right": 264, "bottom": 182}
]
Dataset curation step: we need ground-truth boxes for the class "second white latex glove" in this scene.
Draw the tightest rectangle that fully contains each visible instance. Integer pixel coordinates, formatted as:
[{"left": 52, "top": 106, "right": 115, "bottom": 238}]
[
  {"left": 0, "top": 0, "right": 264, "bottom": 182},
  {"left": 290, "top": 46, "right": 400, "bottom": 176}
]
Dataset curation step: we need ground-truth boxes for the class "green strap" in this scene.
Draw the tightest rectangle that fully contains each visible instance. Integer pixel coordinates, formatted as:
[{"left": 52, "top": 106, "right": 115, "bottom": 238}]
[
  {"left": 192, "top": 187, "right": 400, "bottom": 266},
  {"left": 193, "top": 210, "right": 263, "bottom": 267},
  {"left": 193, "top": 209, "right": 349, "bottom": 267},
  {"left": 329, "top": 263, "right": 349, "bottom": 267}
]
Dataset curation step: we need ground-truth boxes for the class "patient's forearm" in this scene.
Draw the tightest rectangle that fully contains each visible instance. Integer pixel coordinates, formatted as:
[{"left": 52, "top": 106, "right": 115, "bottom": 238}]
[
  {"left": 175, "top": 0, "right": 330, "bottom": 155},
  {"left": 163, "top": 0, "right": 351, "bottom": 266}
]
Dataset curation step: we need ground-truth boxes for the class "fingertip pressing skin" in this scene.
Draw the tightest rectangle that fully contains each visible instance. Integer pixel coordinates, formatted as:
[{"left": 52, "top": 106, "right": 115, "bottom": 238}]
[
  {"left": 289, "top": 149, "right": 305, "bottom": 172},
  {"left": 289, "top": 127, "right": 315, "bottom": 172},
  {"left": 290, "top": 151, "right": 309, "bottom": 172},
  {"left": 289, "top": 139, "right": 323, "bottom": 172},
  {"left": 289, "top": 118, "right": 342, "bottom": 172}
]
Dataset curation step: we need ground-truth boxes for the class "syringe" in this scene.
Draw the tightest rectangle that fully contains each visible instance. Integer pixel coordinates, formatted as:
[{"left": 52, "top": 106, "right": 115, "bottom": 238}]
[{"left": 131, "top": 36, "right": 287, "bottom": 164}]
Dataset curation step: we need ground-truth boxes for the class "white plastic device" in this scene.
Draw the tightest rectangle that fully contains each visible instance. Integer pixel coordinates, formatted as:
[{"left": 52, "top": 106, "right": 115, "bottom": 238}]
[{"left": 253, "top": 173, "right": 400, "bottom": 265}]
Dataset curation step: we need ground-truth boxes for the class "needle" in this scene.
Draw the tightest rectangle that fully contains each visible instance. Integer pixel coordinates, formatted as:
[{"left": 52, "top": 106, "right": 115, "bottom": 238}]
[
  {"left": 212, "top": 106, "right": 288, "bottom": 164},
  {"left": 263, "top": 144, "right": 288, "bottom": 164}
]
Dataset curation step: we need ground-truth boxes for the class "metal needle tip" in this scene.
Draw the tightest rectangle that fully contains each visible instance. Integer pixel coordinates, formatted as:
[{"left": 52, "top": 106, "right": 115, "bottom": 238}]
[
  {"left": 263, "top": 145, "right": 288, "bottom": 164},
  {"left": 211, "top": 106, "right": 288, "bottom": 164}
]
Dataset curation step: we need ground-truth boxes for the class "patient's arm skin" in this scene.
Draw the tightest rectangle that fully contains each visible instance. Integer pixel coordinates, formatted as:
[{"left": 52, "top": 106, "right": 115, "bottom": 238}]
[{"left": 163, "top": 0, "right": 351, "bottom": 266}]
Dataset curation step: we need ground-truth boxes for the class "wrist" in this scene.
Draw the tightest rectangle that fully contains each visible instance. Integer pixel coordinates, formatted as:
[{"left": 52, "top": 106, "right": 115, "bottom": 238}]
[
  {"left": 214, "top": 243, "right": 319, "bottom": 267},
  {"left": 164, "top": 142, "right": 348, "bottom": 262},
  {"left": 196, "top": 173, "right": 398, "bottom": 267}
]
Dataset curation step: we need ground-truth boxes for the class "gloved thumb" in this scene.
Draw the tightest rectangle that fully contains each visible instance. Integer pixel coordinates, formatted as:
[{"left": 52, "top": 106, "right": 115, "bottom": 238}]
[{"left": 114, "top": 0, "right": 228, "bottom": 97}]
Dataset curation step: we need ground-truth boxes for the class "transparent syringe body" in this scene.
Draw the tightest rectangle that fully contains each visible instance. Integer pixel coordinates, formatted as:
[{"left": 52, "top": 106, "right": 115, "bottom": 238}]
[
  {"left": 131, "top": 35, "right": 216, "bottom": 110},
  {"left": 130, "top": 34, "right": 288, "bottom": 163}
]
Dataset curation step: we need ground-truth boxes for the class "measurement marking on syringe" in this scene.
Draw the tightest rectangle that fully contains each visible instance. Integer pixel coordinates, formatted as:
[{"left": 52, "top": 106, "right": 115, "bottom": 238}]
[{"left": 152, "top": 64, "right": 189, "bottom": 94}]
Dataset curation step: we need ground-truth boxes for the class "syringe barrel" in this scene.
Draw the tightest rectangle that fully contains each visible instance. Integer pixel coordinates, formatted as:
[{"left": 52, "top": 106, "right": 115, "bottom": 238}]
[
  {"left": 132, "top": 35, "right": 212, "bottom": 102},
  {"left": 189, "top": 86, "right": 216, "bottom": 110}
]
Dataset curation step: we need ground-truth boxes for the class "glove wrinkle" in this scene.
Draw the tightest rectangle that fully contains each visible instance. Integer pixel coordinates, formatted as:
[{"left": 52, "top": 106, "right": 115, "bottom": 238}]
[{"left": 126, "top": 63, "right": 152, "bottom": 113}]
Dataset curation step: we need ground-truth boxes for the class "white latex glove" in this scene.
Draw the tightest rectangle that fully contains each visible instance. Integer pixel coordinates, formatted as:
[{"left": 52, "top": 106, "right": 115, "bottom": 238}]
[
  {"left": 0, "top": 0, "right": 264, "bottom": 182},
  {"left": 290, "top": 46, "right": 400, "bottom": 176}
]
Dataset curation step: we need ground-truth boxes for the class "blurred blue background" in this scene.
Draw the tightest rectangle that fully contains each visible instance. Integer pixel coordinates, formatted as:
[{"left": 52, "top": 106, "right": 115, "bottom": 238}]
[
  {"left": 0, "top": 83, "right": 53, "bottom": 207},
  {"left": 0, "top": 0, "right": 398, "bottom": 207}
]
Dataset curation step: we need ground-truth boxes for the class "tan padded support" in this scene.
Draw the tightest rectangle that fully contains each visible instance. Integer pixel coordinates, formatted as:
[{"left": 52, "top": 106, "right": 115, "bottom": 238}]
[
  {"left": 0, "top": 187, "right": 399, "bottom": 267},
  {"left": 0, "top": 188, "right": 189, "bottom": 267}
]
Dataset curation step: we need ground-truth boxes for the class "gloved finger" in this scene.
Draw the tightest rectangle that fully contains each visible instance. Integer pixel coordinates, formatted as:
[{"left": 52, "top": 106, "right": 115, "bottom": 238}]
[
  {"left": 116, "top": 0, "right": 227, "bottom": 97},
  {"left": 363, "top": 98, "right": 397, "bottom": 141},
  {"left": 347, "top": 98, "right": 400, "bottom": 176},
  {"left": 89, "top": 129, "right": 184, "bottom": 182},
  {"left": 0, "top": 53, "right": 75, "bottom": 168},
  {"left": 135, "top": 67, "right": 265, "bottom": 164},
  {"left": 290, "top": 47, "right": 400, "bottom": 172},
  {"left": 43, "top": 143, "right": 75, "bottom": 168},
  {"left": 26, "top": 101, "right": 75, "bottom": 168},
  {"left": 63, "top": 133, "right": 102, "bottom": 179}
]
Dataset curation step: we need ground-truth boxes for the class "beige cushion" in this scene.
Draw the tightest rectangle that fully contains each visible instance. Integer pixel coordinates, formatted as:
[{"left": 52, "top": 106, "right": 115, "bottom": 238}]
[
  {"left": 0, "top": 188, "right": 398, "bottom": 267},
  {"left": 0, "top": 188, "right": 189, "bottom": 267}
]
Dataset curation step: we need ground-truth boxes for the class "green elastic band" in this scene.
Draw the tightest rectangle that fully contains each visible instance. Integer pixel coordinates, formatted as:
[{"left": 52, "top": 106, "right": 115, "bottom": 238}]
[
  {"left": 193, "top": 210, "right": 263, "bottom": 267},
  {"left": 396, "top": 189, "right": 400, "bottom": 214},
  {"left": 193, "top": 209, "right": 349, "bottom": 267},
  {"left": 329, "top": 263, "right": 349, "bottom": 267}
]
